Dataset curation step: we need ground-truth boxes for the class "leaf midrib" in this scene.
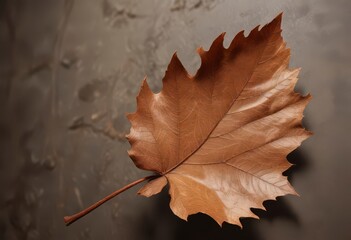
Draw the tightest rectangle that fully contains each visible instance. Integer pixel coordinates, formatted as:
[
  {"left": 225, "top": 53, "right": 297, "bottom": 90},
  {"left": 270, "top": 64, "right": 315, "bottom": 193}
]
[{"left": 162, "top": 23, "right": 281, "bottom": 176}]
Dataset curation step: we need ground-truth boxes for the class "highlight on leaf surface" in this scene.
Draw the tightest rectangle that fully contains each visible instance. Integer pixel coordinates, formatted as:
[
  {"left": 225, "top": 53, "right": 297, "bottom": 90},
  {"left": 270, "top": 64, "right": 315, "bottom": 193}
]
[{"left": 64, "top": 13, "right": 311, "bottom": 228}]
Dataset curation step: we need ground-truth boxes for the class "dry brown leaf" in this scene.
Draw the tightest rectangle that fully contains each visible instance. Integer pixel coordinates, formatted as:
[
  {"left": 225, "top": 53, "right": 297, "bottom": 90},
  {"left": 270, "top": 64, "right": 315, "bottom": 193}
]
[
  {"left": 126, "top": 13, "right": 311, "bottom": 227},
  {"left": 64, "top": 13, "right": 311, "bottom": 227}
]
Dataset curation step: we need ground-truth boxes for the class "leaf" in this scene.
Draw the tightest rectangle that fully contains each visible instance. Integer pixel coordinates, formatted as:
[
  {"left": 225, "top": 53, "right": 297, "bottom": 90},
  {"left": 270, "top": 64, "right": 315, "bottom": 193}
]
[
  {"left": 63, "top": 13, "right": 311, "bottom": 227},
  {"left": 126, "top": 13, "right": 311, "bottom": 227}
]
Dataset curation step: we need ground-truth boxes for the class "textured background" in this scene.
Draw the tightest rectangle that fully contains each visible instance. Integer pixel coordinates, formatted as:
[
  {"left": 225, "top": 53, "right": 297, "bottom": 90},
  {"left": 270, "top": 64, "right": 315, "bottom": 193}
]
[{"left": 0, "top": 0, "right": 350, "bottom": 239}]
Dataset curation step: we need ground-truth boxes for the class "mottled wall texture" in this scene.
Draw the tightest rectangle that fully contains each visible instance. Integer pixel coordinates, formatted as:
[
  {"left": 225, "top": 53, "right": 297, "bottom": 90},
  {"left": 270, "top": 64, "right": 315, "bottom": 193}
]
[{"left": 0, "top": 0, "right": 350, "bottom": 239}]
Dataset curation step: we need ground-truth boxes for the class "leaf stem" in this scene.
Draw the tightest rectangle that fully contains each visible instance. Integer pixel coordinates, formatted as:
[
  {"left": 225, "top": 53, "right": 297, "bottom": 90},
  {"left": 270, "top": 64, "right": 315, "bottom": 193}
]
[{"left": 64, "top": 175, "right": 157, "bottom": 225}]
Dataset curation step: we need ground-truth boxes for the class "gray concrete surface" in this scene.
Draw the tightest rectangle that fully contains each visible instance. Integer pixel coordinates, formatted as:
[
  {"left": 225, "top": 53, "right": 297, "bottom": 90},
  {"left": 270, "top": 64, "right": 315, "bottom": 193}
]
[{"left": 0, "top": 0, "right": 350, "bottom": 239}]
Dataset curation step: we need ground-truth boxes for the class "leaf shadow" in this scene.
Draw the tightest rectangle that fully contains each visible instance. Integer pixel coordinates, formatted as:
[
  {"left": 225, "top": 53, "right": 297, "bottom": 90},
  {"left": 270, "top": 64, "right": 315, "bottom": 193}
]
[
  {"left": 136, "top": 148, "right": 309, "bottom": 240},
  {"left": 136, "top": 188, "right": 260, "bottom": 240},
  {"left": 284, "top": 146, "right": 310, "bottom": 181}
]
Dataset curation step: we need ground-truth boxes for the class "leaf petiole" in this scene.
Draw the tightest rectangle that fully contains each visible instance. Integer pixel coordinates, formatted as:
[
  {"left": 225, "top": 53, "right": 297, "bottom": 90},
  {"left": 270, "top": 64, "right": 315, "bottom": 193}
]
[{"left": 64, "top": 175, "right": 157, "bottom": 225}]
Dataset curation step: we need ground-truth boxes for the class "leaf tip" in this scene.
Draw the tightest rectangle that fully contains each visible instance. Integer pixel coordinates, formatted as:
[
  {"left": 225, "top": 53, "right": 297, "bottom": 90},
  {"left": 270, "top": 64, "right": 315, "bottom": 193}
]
[
  {"left": 164, "top": 52, "right": 189, "bottom": 78},
  {"left": 249, "top": 25, "right": 260, "bottom": 37},
  {"left": 305, "top": 93, "right": 313, "bottom": 101},
  {"left": 274, "top": 12, "right": 283, "bottom": 26},
  {"left": 196, "top": 46, "right": 205, "bottom": 55},
  {"left": 261, "top": 12, "right": 283, "bottom": 35},
  {"left": 136, "top": 77, "right": 154, "bottom": 102},
  {"left": 141, "top": 76, "right": 150, "bottom": 89},
  {"left": 127, "top": 149, "right": 137, "bottom": 161},
  {"left": 286, "top": 182, "right": 299, "bottom": 196},
  {"left": 170, "top": 52, "right": 182, "bottom": 68},
  {"left": 125, "top": 133, "right": 130, "bottom": 140},
  {"left": 305, "top": 129, "right": 314, "bottom": 137},
  {"left": 235, "top": 220, "right": 243, "bottom": 229},
  {"left": 211, "top": 32, "right": 226, "bottom": 50},
  {"left": 228, "top": 30, "right": 245, "bottom": 50}
]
